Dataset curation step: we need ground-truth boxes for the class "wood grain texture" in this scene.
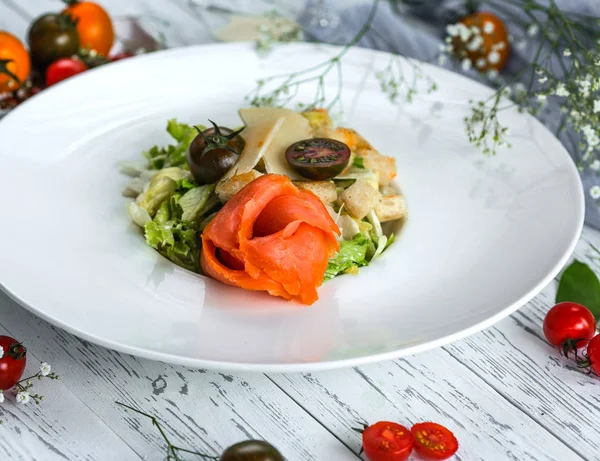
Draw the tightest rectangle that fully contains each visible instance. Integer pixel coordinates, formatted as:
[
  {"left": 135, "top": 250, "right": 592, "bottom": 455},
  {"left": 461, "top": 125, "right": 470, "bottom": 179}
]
[
  {"left": 0, "top": 295, "right": 360, "bottom": 461},
  {"left": 0, "top": 1, "right": 597, "bottom": 461}
]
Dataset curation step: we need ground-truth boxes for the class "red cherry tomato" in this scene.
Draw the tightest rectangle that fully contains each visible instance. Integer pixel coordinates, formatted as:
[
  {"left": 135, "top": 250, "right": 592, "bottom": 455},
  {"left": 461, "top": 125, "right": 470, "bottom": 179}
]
[
  {"left": 0, "top": 336, "right": 27, "bottom": 391},
  {"left": 46, "top": 58, "right": 88, "bottom": 86},
  {"left": 543, "top": 302, "right": 596, "bottom": 349},
  {"left": 411, "top": 422, "right": 458, "bottom": 460},
  {"left": 362, "top": 421, "right": 414, "bottom": 461},
  {"left": 110, "top": 52, "right": 133, "bottom": 62},
  {"left": 585, "top": 335, "right": 600, "bottom": 375}
]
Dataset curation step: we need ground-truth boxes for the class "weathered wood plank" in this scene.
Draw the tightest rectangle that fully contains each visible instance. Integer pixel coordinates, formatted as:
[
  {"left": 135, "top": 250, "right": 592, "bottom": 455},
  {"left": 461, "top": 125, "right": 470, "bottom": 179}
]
[
  {"left": 444, "top": 225, "right": 600, "bottom": 459},
  {"left": 0, "top": 323, "right": 140, "bottom": 461},
  {"left": 0, "top": 296, "right": 360, "bottom": 461},
  {"left": 270, "top": 349, "right": 581, "bottom": 461}
]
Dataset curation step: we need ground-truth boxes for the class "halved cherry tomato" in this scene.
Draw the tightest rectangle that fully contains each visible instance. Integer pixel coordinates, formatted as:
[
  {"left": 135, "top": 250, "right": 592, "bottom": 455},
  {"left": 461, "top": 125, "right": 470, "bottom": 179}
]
[
  {"left": 543, "top": 302, "right": 596, "bottom": 351},
  {"left": 46, "top": 58, "right": 88, "bottom": 86},
  {"left": 411, "top": 422, "right": 458, "bottom": 460},
  {"left": 0, "top": 335, "right": 27, "bottom": 391},
  {"left": 454, "top": 11, "right": 510, "bottom": 72},
  {"left": 63, "top": 1, "right": 115, "bottom": 56},
  {"left": 362, "top": 421, "right": 414, "bottom": 461},
  {"left": 0, "top": 32, "right": 31, "bottom": 92}
]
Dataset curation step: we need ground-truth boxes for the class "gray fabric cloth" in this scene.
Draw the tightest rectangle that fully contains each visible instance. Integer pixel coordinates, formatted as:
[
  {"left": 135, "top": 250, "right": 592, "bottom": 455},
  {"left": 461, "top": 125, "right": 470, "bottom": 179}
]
[{"left": 298, "top": 0, "right": 600, "bottom": 228}]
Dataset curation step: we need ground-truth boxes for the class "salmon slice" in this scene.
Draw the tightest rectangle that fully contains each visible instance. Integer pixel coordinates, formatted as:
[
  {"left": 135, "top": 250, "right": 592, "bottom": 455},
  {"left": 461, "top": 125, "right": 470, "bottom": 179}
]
[{"left": 201, "top": 174, "right": 340, "bottom": 305}]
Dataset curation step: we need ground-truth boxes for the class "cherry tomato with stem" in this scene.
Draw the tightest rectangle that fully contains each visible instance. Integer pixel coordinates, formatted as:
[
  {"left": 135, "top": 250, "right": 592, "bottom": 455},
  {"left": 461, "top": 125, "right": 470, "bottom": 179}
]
[
  {"left": 411, "top": 422, "right": 458, "bottom": 460},
  {"left": 0, "top": 336, "right": 27, "bottom": 391},
  {"left": 46, "top": 57, "right": 88, "bottom": 86},
  {"left": 0, "top": 32, "right": 31, "bottom": 92},
  {"left": 362, "top": 421, "right": 414, "bottom": 461},
  {"left": 63, "top": 0, "right": 115, "bottom": 57},
  {"left": 543, "top": 302, "right": 597, "bottom": 354}
]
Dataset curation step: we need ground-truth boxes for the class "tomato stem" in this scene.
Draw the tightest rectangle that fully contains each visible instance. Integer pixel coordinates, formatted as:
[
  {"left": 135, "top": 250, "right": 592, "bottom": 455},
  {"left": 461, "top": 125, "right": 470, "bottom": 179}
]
[
  {"left": 0, "top": 59, "right": 22, "bottom": 90},
  {"left": 116, "top": 401, "right": 219, "bottom": 460}
]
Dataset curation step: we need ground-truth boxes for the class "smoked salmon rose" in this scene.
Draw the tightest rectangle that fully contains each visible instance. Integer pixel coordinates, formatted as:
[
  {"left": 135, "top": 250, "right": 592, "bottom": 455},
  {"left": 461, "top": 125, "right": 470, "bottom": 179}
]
[{"left": 201, "top": 174, "right": 340, "bottom": 305}]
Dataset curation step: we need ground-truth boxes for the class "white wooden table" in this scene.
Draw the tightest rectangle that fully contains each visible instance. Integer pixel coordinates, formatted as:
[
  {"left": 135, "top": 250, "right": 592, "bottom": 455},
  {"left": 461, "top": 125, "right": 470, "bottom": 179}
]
[{"left": 1, "top": 1, "right": 600, "bottom": 460}]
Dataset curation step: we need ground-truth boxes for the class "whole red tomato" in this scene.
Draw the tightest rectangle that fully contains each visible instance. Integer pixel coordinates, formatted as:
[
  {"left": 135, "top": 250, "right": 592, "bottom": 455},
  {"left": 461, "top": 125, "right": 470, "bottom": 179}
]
[
  {"left": 543, "top": 302, "right": 596, "bottom": 351},
  {"left": 46, "top": 58, "right": 88, "bottom": 86},
  {"left": 0, "top": 336, "right": 27, "bottom": 391},
  {"left": 362, "top": 421, "right": 414, "bottom": 461},
  {"left": 584, "top": 335, "right": 600, "bottom": 375}
]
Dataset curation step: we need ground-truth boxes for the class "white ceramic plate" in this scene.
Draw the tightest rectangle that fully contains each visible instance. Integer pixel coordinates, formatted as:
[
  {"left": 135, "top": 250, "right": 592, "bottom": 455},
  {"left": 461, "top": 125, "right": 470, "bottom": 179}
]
[{"left": 0, "top": 43, "right": 583, "bottom": 372}]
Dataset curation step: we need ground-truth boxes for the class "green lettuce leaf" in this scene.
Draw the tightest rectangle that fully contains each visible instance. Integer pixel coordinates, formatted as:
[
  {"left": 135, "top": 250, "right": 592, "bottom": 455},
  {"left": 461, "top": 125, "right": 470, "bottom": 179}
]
[
  {"left": 143, "top": 119, "right": 204, "bottom": 170},
  {"left": 352, "top": 156, "right": 365, "bottom": 169},
  {"left": 180, "top": 184, "right": 216, "bottom": 224},
  {"left": 144, "top": 220, "right": 200, "bottom": 272},
  {"left": 324, "top": 234, "right": 370, "bottom": 281}
]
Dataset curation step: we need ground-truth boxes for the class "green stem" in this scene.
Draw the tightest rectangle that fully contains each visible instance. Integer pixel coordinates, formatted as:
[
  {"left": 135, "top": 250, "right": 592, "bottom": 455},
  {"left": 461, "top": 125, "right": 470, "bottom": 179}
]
[
  {"left": 116, "top": 402, "right": 219, "bottom": 460},
  {"left": 0, "top": 59, "right": 21, "bottom": 89}
]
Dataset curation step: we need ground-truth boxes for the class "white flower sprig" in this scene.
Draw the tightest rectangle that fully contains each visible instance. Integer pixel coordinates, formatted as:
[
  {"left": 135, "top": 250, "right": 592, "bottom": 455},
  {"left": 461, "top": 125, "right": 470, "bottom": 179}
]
[
  {"left": 256, "top": 9, "right": 302, "bottom": 55},
  {"left": 444, "top": 0, "right": 600, "bottom": 169},
  {"left": 12, "top": 362, "right": 60, "bottom": 405}
]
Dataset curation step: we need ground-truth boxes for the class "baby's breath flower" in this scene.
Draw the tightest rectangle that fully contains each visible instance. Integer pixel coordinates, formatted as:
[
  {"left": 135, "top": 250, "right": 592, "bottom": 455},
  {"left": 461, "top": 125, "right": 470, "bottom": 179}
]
[
  {"left": 438, "top": 54, "right": 447, "bottom": 66},
  {"left": 591, "top": 159, "right": 600, "bottom": 171},
  {"left": 461, "top": 58, "right": 472, "bottom": 71},
  {"left": 40, "top": 363, "right": 51, "bottom": 377},
  {"left": 538, "top": 76, "right": 548, "bottom": 84},
  {"left": 483, "top": 21, "right": 495, "bottom": 34},
  {"left": 487, "top": 69, "right": 499, "bottom": 81},
  {"left": 458, "top": 23, "right": 471, "bottom": 42},
  {"left": 594, "top": 100, "right": 600, "bottom": 113},
  {"left": 446, "top": 24, "right": 459, "bottom": 37},
  {"left": 0, "top": 390, "right": 4, "bottom": 404},
  {"left": 476, "top": 58, "right": 487, "bottom": 69},
  {"left": 590, "top": 185, "right": 600, "bottom": 200},
  {"left": 516, "top": 40, "right": 527, "bottom": 51},
  {"left": 555, "top": 82, "right": 570, "bottom": 97},
  {"left": 537, "top": 94, "right": 547, "bottom": 101},
  {"left": 488, "top": 51, "right": 501, "bottom": 65},
  {"left": 466, "top": 35, "right": 484, "bottom": 52},
  {"left": 564, "top": 49, "right": 572, "bottom": 57},
  {"left": 527, "top": 24, "right": 539, "bottom": 37},
  {"left": 513, "top": 82, "right": 527, "bottom": 98},
  {"left": 16, "top": 392, "right": 30, "bottom": 405}
]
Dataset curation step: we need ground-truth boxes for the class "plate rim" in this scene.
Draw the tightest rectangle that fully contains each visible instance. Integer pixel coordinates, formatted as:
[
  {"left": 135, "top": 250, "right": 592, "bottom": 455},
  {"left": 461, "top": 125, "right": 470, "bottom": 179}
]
[{"left": 0, "top": 41, "right": 585, "bottom": 372}]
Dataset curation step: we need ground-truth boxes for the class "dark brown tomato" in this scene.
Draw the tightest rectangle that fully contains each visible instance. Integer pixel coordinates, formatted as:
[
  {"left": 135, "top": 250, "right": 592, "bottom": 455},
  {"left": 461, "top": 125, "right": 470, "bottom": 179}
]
[
  {"left": 219, "top": 440, "right": 284, "bottom": 461},
  {"left": 285, "top": 137, "right": 351, "bottom": 180},
  {"left": 28, "top": 13, "right": 80, "bottom": 68},
  {"left": 189, "top": 126, "right": 245, "bottom": 158}
]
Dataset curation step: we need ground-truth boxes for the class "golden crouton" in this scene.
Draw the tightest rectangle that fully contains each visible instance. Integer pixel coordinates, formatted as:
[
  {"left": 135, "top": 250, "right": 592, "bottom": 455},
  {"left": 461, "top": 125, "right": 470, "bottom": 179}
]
[
  {"left": 301, "top": 109, "right": 333, "bottom": 137},
  {"left": 375, "top": 194, "right": 407, "bottom": 222},
  {"left": 330, "top": 127, "right": 358, "bottom": 150},
  {"left": 340, "top": 179, "right": 382, "bottom": 220},
  {"left": 216, "top": 170, "right": 263, "bottom": 202},
  {"left": 294, "top": 180, "right": 337, "bottom": 204},
  {"left": 357, "top": 148, "right": 397, "bottom": 187}
]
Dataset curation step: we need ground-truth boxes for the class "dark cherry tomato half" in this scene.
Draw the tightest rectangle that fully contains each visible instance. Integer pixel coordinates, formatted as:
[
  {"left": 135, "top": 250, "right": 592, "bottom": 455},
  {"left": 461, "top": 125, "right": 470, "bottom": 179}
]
[
  {"left": 219, "top": 440, "right": 284, "bottom": 461},
  {"left": 586, "top": 335, "right": 600, "bottom": 375},
  {"left": 362, "top": 421, "right": 414, "bottom": 461},
  {"left": 285, "top": 137, "right": 350, "bottom": 180},
  {"left": 543, "top": 302, "right": 596, "bottom": 350},
  {"left": 0, "top": 335, "right": 27, "bottom": 391},
  {"left": 46, "top": 58, "right": 88, "bottom": 86},
  {"left": 411, "top": 422, "right": 458, "bottom": 460},
  {"left": 187, "top": 122, "right": 245, "bottom": 185}
]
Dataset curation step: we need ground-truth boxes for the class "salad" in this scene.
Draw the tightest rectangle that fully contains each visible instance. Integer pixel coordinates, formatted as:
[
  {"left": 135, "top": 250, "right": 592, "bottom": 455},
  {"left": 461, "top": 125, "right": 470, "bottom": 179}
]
[{"left": 120, "top": 107, "right": 406, "bottom": 304}]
